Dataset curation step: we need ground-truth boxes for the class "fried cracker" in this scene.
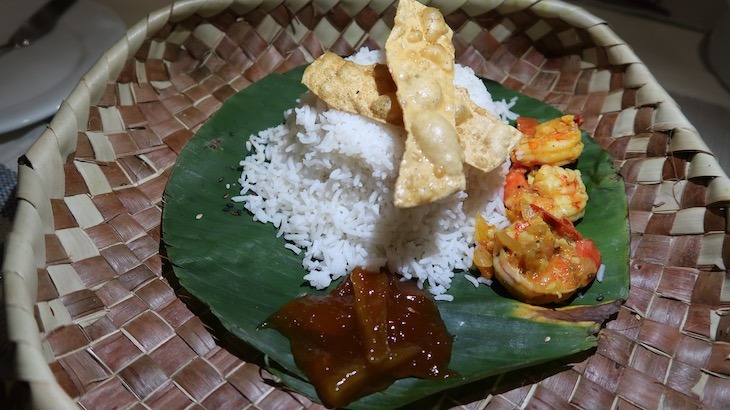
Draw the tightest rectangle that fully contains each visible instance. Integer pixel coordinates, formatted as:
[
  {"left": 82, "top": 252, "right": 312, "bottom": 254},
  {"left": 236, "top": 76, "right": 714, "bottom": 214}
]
[
  {"left": 302, "top": 52, "right": 402, "bottom": 126},
  {"left": 386, "top": 0, "right": 464, "bottom": 208},
  {"left": 455, "top": 86, "right": 523, "bottom": 173},
  {"left": 304, "top": 59, "right": 520, "bottom": 174}
]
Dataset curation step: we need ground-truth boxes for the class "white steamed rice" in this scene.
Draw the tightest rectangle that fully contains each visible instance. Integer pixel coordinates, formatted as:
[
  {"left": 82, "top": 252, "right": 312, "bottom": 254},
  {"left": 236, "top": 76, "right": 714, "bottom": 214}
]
[{"left": 233, "top": 48, "right": 517, "bottom": 299}]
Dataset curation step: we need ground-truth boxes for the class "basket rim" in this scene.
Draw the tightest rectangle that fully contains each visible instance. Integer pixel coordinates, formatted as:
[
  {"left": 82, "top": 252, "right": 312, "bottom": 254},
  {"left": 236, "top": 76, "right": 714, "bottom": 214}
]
[{"left": 2, "top": 0, "right": 728, "bottom": 408}]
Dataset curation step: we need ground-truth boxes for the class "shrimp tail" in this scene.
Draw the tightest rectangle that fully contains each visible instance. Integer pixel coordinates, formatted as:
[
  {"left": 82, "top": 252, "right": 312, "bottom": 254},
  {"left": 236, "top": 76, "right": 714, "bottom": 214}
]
[
  {"left": 532, "top": 203, "right": 602, "bottom": 269},
  {"left": 576, "top": 239, "right": 602, "bottom": 268},
  {"left": 516, "top": 116, "right": 539, "bottom": 137},
  {"left": 504, "top": 166, "right": 529, "bottom": 200},
  {"left": 530, "top": 204, "right": 583, "bottom": 241}
]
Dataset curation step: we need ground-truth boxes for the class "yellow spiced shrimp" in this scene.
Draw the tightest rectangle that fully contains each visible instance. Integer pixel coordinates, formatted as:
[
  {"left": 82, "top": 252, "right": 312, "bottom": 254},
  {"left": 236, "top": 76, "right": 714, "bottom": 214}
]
[
  {"left": 503, "top": 165, "right": 588, "bottom": 222},
  {"left": 472, "top": 114, "right": 597, "bottom": 303},
  {"left": 492, "top": 205, "right": 601, "bottom": 305},
  {"left": 511, "top": 115, "right": 584, "bottom": 167}
]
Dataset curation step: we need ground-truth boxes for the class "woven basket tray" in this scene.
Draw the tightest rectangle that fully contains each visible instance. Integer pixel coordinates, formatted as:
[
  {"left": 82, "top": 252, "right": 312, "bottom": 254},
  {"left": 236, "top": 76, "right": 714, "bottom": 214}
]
[{"left": 3, "top": 0, "right": 730, "bottom": 408}]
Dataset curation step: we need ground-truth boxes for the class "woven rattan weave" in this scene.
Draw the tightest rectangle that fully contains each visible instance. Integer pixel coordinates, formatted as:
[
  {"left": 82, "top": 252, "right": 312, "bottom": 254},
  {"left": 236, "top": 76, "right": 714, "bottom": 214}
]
[{"left": 3, "top": 0, "right": 729, "bottom": 408}]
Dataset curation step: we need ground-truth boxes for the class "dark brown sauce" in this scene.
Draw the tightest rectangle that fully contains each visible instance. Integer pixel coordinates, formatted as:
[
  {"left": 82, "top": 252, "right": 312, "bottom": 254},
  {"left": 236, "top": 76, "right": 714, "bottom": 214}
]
[{"left": 263, "top": 268, "right": 455, "bottom": 408}]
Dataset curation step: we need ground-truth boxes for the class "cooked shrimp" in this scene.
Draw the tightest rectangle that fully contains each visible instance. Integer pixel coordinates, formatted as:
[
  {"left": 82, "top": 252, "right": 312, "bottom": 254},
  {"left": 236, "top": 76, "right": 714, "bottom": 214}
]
[
  {"left": 492, "top": 204, "right": 601, "bottom": 305},
  {"left": 472, "top": 114, "right": 597, "bottom": 303},
  {"left": 503, "top": 166, "right": 552, "bottom": 221},
  {"left": 503, "top": 165, "right": 588, "bottom": 222},
  {"left": 511, "top": 115, "right": 583, "bottom": 167}
]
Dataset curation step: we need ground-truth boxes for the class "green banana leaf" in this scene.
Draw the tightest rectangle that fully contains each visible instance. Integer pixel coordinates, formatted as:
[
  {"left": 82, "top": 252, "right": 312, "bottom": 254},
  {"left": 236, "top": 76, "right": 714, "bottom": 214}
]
[{"left": 162, "top": 65, "right": 630, "bottom": 409}]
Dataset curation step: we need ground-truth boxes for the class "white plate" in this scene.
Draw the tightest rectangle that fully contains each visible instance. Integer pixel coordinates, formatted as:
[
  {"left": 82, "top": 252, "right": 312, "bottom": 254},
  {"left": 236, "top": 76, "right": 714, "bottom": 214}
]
[{"left": 0, "top": 0, "right": 126, "bottom": 134}]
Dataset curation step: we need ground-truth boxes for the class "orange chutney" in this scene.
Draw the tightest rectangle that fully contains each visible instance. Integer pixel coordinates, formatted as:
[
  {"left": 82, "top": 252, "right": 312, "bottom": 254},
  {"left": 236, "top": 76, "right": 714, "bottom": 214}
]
[{"left": 264, "top": 268, "right": 455, "bottom": 408}]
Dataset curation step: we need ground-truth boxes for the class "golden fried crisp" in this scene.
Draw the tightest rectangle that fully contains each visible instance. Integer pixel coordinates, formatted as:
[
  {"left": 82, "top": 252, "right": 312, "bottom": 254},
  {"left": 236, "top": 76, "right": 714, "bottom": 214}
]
[
  {"left": 386, "top": 0, "right": 464, "bottom": 208},
  {"left": 302, "top": 52, "right": 402, "bottom": 126},
  {"left": 303, "top": 58, "right": 520, "bottom": 175},
  {"left": 454, "top": 86, "right": 522, "bottom": 173}
]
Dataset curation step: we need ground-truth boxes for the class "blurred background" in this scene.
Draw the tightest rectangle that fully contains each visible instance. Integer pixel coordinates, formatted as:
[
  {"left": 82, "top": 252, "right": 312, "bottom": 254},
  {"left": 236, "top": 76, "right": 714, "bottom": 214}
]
[{"left": 1, "top": 0, "right": 729, "bottom": 171}]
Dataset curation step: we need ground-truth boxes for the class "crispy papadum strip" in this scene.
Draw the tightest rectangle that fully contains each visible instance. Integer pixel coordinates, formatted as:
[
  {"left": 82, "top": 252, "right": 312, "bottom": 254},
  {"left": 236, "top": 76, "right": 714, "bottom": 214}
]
[
  {"left": 302, "top": 52, "right": 402, "bottom": 126},
  {"left": 386, "top": 0, "right": 464, "bottom": 208},
  {"left": 455, "top": 86, "right": 523, "bottom": 173},
  {"left": 303, "top": 59, "right": 520, "bottom": 174}
]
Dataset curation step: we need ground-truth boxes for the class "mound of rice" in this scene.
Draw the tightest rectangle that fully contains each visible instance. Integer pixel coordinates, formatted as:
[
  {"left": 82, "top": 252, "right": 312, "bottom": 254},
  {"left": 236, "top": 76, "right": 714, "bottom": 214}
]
[{"left": 233, "top": 49, "right": 517, "bottom": 300}]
